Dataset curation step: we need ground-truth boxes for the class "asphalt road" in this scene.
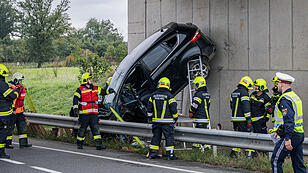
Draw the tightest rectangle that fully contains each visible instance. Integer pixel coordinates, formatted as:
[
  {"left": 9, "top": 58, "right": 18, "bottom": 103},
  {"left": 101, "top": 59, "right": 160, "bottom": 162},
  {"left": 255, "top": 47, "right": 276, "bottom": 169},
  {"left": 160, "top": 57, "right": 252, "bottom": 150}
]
[{"left": 0, "top": 137, "right": 257, "bottom": 173}]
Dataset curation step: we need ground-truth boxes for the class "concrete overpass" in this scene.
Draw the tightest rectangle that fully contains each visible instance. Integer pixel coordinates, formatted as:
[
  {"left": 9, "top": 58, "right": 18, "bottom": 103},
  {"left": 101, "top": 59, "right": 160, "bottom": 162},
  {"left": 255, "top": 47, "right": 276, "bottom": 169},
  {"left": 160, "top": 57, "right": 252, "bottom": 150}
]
[{"left": 128, "top": 0, "right": 308, "bottom": 132}]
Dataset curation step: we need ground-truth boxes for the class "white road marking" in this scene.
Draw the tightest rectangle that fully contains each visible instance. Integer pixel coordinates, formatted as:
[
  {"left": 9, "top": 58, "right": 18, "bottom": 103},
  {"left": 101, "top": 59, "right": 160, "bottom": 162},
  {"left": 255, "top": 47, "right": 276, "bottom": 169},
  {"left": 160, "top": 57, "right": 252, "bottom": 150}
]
[
  {"left": 30, "top": 166, "right": 62, "bottom": 173},
  {"left": 0, "top": 158, "right": 25, "bottom": 165},
  {"left": 32, "top": 145, "right": 204, "bottom": 173}
]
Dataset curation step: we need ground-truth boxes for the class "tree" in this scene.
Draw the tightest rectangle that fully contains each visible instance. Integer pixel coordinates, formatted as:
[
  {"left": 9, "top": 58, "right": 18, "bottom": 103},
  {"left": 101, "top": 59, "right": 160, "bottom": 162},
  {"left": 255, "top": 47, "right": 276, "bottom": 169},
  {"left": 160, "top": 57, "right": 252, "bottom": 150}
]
[
  {"left": 18, "top": 0, "right": 70, "bottom": 67},
  {"left": 0, "top": 0, "right": 17, "bottom": 39}
]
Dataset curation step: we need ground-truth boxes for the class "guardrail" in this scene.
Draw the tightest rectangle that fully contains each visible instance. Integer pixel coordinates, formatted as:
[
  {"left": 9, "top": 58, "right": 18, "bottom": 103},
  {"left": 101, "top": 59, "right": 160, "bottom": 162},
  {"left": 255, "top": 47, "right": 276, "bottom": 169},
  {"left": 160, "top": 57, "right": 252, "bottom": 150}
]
[{"left": 24, "top": 113, "right": 308, "bottom": 155}]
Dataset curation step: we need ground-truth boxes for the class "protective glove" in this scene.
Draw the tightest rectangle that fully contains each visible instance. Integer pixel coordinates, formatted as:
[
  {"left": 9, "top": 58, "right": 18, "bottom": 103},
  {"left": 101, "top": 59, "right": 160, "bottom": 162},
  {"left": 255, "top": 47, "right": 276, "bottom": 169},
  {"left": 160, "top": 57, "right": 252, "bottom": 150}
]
[
  {"left": 247, "top": 120, "right": 253, "bottom": 132},
  {"left": 189, "top": 112, "right": 194, "bottom": 118},
  {"left": 73, "top": 108, "right": 79, "bottom": 117},
  {"left": 148, "top": 117, "right": 152, "bottom": 124},
  {"left": 108, "top": 88, "right": 115, "bottom": 94},
  {"left": 173, "top": 117, "right": 178, "bottom": 124}
]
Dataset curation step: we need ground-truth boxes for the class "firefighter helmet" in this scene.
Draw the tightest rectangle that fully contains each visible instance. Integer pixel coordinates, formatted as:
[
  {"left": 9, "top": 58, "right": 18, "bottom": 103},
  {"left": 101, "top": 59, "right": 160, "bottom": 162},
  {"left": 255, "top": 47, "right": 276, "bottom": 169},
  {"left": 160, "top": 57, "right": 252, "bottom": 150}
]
[
  {"left": 193, "top": 76, "right": 206, "bottom": 90},
  {"left": 272, "top": 76, "right": 278, "bottom": 82},
  {"left": 81, "top": 73, "right": 93, "bottom": 84},
  {"left": 0, "top": 64, "right": 8, "bottom": 77},
  {"left": 239, "top": 76, "right": 253, "bottom": 90},
  {"left": 106, "top": 77, "right": 112, "bottom": 85},
  {"left": 12, "top": 72, "right": 25, "bottom": 84},
  {"left": 254, "top": 79, "right": 268, "bottom": 92},
  {"left": 158, "top": 77, "right": 171, "bottom": 90}
]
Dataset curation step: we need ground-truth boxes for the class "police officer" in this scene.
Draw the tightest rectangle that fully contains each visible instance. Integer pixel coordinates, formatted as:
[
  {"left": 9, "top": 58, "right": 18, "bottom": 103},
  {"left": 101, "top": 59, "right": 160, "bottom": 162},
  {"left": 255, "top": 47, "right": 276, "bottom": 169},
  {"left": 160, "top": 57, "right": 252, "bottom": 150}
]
[
  {"left": 73, "top": 73, "right": 114, "bottom": 150},
  {"left": 0, "top": 64, "right": 20, "bottom": 158},
  {"left": 6, "top": 72, "right": 32, "bottom": 149},
  {"left": 189, "top": 76, "right": 211, "bottom": 150},
  {"left": 270, "top": 72, "right": 307, "bottom": 173},
  {"left": 229, "top": 76, "right": 254, "bottom": 158},
  {"left": 265, "top": 76, "right": 281, "bottom": 123},
  {"left": 250, "top": 79, "right": 270, "bottom": 134},
  {"left": 147, "top": 77, "right": 178, "bottom": 160}
]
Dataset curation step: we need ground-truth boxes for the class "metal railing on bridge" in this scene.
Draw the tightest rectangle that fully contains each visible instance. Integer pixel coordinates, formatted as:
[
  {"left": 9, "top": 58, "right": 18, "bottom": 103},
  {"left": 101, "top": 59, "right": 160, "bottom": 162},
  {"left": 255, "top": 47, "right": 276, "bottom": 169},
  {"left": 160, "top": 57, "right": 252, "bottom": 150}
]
[{"left": 24, "top": 112, "right": 308, "bottom": 155}]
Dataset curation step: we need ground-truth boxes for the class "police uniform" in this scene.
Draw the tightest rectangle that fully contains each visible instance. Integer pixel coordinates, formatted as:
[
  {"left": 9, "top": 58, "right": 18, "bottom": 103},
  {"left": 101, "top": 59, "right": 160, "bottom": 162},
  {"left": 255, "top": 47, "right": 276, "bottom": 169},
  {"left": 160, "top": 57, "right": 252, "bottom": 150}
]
[
  {"left": 250, "top": 91, "right": 270, "bottom": 134},
  {"left": 0, "top": 65, "right": 20, "bottom": 158},
  {"left": 147, "top": 78, "right": 178, "bottom": 160},
  {"left": 230, "top": 76, "right": 254, "bottom": 157},
  {"left": 270, "top": 72, "right": 307, "bottom": 173},
  {"left": 73, "top": 73, "right": 113, "bottom": 150},
  {"left": 6, "top": 83, "right": 32, "bottom": 148},
  {"left": 189, "top": 85, "right": 211, "bottom": 149}
]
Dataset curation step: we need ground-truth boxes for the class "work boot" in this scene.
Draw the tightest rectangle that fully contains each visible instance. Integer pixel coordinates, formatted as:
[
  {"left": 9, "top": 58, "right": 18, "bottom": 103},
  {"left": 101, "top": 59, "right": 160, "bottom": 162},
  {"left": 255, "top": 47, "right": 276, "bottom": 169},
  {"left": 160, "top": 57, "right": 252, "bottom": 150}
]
[
  {"left": 5, "top": 140, "right": 13, "bottom": 149},
  {"left": 95, "top": 139, "right": 106, "bottom": 150},
  {"left": 149, "top": 150, "right": 159, "bottom": 159},
  {"left": 0, "top": 153, "right": 10, "bottom": 159},
  {"left": 166, "top": 150, "right": 177, "bottom": 160},
  {"left": 19, "top": 138, "right": 32, "bottom": 148},
  {"left": 229, "top": 150, "right": 239, "bottom": 158},
  {"left": 20, "top": 144, "right": 32, "bottom": 148},
  {"left": 0, "top": 150, "right": 10, "bottom": 159},
  {"left": 77, "top": 139, "right": 84, "bottom": 149}
]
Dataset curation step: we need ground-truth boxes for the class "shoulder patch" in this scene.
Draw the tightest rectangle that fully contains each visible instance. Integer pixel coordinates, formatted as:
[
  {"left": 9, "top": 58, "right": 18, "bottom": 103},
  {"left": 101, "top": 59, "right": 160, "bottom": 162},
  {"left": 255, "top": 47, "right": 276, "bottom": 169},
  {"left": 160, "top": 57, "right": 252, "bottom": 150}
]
[{"left": 282, "top": 108, "right": 287, "bottom": 116}]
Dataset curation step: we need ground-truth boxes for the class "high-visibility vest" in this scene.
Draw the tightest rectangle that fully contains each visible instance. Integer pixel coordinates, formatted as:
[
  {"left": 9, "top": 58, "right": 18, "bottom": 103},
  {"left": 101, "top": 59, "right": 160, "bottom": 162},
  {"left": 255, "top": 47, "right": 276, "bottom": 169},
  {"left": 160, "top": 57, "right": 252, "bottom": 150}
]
[
  {"left": 11, "top": 84, "right": 26, "bottom": 113},
  {"left": 274, "top": 91, "right": 304, "bottom": 133},
  {"left": 78, "top": 85, "right": 99, "bottom": 115}
]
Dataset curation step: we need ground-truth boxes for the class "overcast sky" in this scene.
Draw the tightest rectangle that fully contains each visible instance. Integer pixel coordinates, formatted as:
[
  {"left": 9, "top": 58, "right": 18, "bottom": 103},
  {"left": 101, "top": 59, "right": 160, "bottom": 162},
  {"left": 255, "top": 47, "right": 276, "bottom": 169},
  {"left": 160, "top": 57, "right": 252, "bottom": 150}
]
[{"left": 58, "top": 0, "right": 128, "bottom": 41}]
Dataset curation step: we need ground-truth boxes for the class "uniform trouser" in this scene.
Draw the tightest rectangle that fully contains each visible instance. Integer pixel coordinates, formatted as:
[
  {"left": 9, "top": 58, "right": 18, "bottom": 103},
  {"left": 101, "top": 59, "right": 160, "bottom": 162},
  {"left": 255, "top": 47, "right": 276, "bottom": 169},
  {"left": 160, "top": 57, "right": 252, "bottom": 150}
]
[
  {"left": 192, "top": 123, "right": 211, "bottom": 149},
  {"left": 231, "top": 121, "right": 255, "bottom": 155},
  {"left": 0, "top": 116, "right": 9, "bottom": 154},
  {"left": 271, "top": 133, "right": 307, "bottom": 173},
  {"left": 6, "top": 113, "right": 29, "bottom": 146},
  {"left": 150, "top": 123, "right": 175, "bottom": 156},
  {"left": 252, "top": 120, "right": 267, "bottom": 134},
  {"left": 77, "top": 114, "right": 102, "bottom": 147}
]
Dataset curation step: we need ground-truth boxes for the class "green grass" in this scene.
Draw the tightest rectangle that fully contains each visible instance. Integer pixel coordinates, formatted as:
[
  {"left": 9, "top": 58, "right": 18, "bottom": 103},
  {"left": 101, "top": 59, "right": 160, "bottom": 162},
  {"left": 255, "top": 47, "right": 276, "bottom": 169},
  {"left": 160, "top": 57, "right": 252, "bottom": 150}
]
[
  {"left": 6, "top": 66, "right": 115, "bottom": 115},
  {"left": 19, "top": 67, "right": 80, "bottom": 115}
]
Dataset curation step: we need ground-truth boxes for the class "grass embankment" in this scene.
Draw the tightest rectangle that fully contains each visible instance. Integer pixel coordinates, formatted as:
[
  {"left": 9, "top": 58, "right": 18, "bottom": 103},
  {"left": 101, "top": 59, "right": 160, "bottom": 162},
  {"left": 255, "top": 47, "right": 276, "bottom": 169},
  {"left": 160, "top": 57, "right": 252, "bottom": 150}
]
[
  {"left": 8, "top": 66, "right": 111, "bottom": 115},
  {"left": 19, "top": 67, "right": 79, "bottom": 115}
]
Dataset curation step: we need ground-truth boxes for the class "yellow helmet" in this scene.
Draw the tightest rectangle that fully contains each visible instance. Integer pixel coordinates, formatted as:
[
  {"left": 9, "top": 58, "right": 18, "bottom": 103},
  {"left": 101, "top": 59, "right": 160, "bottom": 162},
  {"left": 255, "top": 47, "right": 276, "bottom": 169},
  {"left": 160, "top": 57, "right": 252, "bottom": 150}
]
[
  {"left": 106, "top": 77, "right": 112, "bottom": 85},
  {"left": 254, "top": 79, "right": 268, "bottom": 91},
  {"left": 272, "top": 76, "right": 278, "bottom": 82},
  {"left": 158, "top": 77, "right": 171, "bottom": 90},
  {"left": 239, "top": 76, "right": 253, "bottom": 90},
  {"left": 193, "top": 76, "right": 206, "bottom": 90},
  {"left": 81, "top": 73, "right": 93, "bottom": 84},
  {"left": 0, "top": 64, "right": 9, "bottom": 77}
]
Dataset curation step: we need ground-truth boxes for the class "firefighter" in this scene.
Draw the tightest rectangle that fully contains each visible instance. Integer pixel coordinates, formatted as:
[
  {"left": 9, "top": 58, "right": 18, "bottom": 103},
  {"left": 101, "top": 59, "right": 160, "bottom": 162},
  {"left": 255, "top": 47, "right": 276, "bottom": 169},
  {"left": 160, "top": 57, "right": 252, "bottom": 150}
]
[
  {"left": 147, "top": 77, "right": 178, "bottom": 160},
  {"left": 73, "top": 73, "right": 114, "bottom": 150},
  {"left": 0, "top": 64, "right": 20, "bottom": 158},
  {"left": 265, "top": 76, "right": 281, "bottom": 123},
  {"left": 270, "top": 72, "right": 307, "bottom": 173},
  {"left": 229, "top": 76, "right": 254, "bottom": 158},
  {"left": 189, "top": 76, "right": 211, "bottom": 150},
  {"left": 250, "top": 79, "right": 270, "bottom": 134},
  {"left": 6, "top": 72, "right": 32, "bottom": 149}
]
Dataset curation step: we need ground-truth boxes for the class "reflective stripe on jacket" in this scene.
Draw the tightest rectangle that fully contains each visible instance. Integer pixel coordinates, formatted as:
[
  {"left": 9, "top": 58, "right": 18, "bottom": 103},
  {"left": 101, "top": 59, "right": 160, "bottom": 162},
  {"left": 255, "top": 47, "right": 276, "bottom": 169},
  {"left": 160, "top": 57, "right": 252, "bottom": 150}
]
[
  {"left": 230, "top": 85, "right": 251, "bottom": 122},
  {"left": 11, "top": 84, "right": 26, "bottom": 113},
  {"left": 77, "top": 85, "right": 100, "bottom": 115},
  {"left": 250, "top": 91, "right": 270, "bottom": 122},
  {"left": 147, "top": 88, "right": 178, "bottom": 124},
  {"left": 189, "top": 87, "right": 210, "bottom": 123}
]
